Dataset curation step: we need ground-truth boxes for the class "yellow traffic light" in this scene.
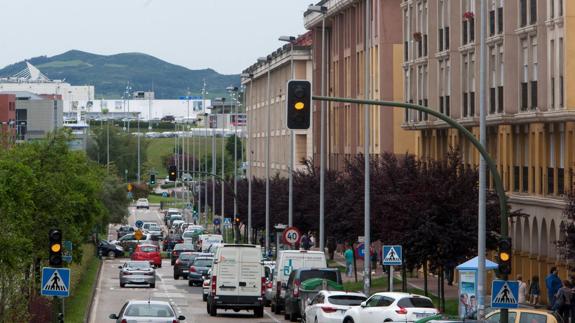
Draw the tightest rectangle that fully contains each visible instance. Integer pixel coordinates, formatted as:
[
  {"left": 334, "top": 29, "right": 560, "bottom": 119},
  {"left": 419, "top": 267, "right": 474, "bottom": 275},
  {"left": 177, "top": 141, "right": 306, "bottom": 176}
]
[
  {"left": 51, "top": 243, "right": 62, "bottom": 253},
  {"left": 295, "top": 102, "right": 305, "bottom": 110},
  {"left": 499, "top": 251, "right": 510, "bottom": 262}
]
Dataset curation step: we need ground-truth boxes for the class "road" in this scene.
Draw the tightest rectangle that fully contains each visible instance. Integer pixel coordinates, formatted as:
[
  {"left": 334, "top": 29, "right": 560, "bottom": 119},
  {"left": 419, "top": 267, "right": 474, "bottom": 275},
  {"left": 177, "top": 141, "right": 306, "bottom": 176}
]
[{"left": 89, "top": 206, "right": 286, "bottom": 323}]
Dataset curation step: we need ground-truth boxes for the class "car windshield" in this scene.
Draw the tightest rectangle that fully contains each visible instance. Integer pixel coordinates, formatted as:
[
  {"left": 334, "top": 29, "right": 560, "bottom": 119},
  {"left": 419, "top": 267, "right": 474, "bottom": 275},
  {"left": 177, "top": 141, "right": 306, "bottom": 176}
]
[
  {"left": 124, "top": 303, "right": 174, "bottom": 317},
  {"left": 328, "top": 295, "right": 367, "bottom": 306},
  {"left": 300, "top": 270, "right": 339, "bottom": 283},
  {"left": 397, "top": 297, "right": 435, "bottom": 308},
  {"left": 193, "top": 259, "right": 213, "bottom": 267},
  {"left": 149, "top": 226, "right": 160, "bottom": 231},
  {"left": 126, "top": 262, "right": 150, "bottom": 269},
  {"left": 174, "top": 244, "right": 194, "bottom": 250},
  {"left": 182, "top": 231, "right": 196, "bottom": 238},
  {"left": 170, "top": 215, "right": 182, "bottom": 220},
  {"left": 179, "top": 253, "right": 193, "bottom": 260},
  {"left": 139, "top": 246, "right": 158, "bottom": 252}
]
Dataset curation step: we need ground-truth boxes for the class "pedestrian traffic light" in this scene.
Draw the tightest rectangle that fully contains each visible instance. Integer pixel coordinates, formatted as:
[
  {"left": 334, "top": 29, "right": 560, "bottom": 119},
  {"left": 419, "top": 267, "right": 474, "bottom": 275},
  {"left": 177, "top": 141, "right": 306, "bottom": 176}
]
[
  {"left": 168, "top": 165, "right": 177, "bottom": 181},
  {"left": 150, "top": 174, "right": 156, "bottom": 185},
  {"left": 497, "top": 237, "right": 512, "bottom": 277},
  {"left": 49, "top": 228, "right": 63, "bottom": 267},
  {"left": 286, "top": 80, "right": 311, "bottom": 130}
]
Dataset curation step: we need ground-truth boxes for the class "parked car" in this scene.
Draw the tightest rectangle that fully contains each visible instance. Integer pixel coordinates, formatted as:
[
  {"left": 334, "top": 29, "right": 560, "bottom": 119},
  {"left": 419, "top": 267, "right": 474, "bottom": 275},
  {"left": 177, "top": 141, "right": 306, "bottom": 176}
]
[
  {"left": 304, "top": 290, "right": 367, "bottom": 323},
  {"left": 136, "top": 198, "right": 150, "bottom": 209},
  {"left": 207, "top": 244, "right": 265, "bottom": 317},
  {"left": 202, "top": 270, "right": 212, "bottom": 301},
  {"left": 271, "top": 250, "right": 327, "bottom": 315},
  {"left": 485, "top": 308, "right": 561, "bottom": 323},
  {"left": 118, "top": 261, "right": 156, "bottom": 288},
  {"left": 284, "top": 268, "right": 343, "bottom": 321},
  {"left": 170, "top": 243, "right": 195, "bottom": 265},
  {"left": 173, "top": 252, "right": 195, "bottom": 280},
  {"left": 131, "top": 244, "right": 162, "bottom": 268},
  {"left": 109, "top": 300, "right": 185, "bottom": 322},
  {"left": 98, "top": 240, "right": 124, "bottom": 258},
  {"left": 116, "top": 225, "right": 134, "bottom": 239},
  {"left": 342, "top": 292, "right": 438, "bottom": 323},
  {"left": 187, "top": 256, "right": 214, "bottom": 286}
]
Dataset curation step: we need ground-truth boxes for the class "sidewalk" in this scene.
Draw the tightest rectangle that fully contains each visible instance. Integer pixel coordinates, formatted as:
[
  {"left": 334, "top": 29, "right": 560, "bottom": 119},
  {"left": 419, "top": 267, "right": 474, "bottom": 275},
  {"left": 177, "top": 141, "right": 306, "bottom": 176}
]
[{"left": 330, "top": 249, "right": 459, "bottom": 298}]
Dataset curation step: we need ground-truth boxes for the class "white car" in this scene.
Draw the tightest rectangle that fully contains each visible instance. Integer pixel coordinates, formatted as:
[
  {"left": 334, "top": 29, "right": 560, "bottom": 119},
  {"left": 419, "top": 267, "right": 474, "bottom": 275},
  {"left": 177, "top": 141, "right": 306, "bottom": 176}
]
[
  {"left": 305, "top": 290, "right": 367, "bottom": 323},
  {"left": 202, "top": 269, "right": 212, "bottom": 301},
  {"left": 342, "top": 292, "right": 438, "bottom": 323},
  {"left": 135, "top": 198, "right": 149, "bottom": 209}
]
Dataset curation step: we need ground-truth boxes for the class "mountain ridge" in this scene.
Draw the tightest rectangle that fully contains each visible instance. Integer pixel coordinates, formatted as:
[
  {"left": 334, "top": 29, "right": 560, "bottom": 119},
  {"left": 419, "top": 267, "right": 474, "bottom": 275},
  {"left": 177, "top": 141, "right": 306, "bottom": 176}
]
[{"left": 0, "top": 50, "right": 240, "bottom": 99}]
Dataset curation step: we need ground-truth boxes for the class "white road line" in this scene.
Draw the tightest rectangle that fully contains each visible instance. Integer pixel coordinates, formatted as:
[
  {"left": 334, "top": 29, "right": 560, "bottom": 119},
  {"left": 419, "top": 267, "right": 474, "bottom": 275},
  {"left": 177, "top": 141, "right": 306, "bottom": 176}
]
[
  {"left": 264, "top": 310, "right": 282, "bottom": 323},
  {"left": 88, "top": 259, "right": 105, "bottom": 323}
]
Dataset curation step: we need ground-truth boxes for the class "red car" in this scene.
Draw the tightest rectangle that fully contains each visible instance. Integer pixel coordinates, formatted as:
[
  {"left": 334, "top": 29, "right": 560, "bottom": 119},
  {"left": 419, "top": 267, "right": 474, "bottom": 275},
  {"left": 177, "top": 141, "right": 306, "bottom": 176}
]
[{"left": 131, "top": 244, "right": 162, "bottom": 268}]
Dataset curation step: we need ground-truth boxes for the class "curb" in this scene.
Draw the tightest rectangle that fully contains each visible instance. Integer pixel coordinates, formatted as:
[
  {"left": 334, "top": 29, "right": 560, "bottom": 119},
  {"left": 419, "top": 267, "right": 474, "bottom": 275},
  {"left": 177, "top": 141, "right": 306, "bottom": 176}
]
[{"left": 84, "top": 257, "right": 103, "bottom": 323}]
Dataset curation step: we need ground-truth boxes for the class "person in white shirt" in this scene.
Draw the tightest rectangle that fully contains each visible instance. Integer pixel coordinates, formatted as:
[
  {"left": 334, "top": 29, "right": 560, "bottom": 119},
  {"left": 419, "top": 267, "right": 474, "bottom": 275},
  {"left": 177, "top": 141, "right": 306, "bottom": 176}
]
[{"left": 517, "top": 274, "right": 528, "bottom": 303}]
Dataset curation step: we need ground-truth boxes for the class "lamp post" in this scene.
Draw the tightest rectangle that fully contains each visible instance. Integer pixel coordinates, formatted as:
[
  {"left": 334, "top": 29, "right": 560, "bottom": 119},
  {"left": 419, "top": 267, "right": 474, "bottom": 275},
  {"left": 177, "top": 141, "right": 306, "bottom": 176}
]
[
  {"left": 137, "top": 112, "right": 141, "bottom": 182},
  {"left": 214, "top": 97, "right": 226, "bottom": 228},
  {"left": 308, "top": 4, "right": 328, "bottom": 251},
  {"left": 257, "top": 56, "right": 271, "bottom": 255},
  {"left": 363, "top": 0, "right": 371, "bottom": 295},
  {"left": 227, "top": 86, "right": 239, "bottom": 226},
  {"left": 241, "top": 72, "right": 253, "bottom": 242},
  {"left": 279, "top": 35, "right": 296, "bottom": 228}
]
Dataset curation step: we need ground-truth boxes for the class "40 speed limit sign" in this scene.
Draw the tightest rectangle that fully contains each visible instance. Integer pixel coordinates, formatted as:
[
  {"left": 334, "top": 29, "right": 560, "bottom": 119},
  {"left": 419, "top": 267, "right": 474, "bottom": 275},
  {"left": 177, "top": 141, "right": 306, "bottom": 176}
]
[{"left": 282, "top": 227, "right": 302, "bottom": 246}]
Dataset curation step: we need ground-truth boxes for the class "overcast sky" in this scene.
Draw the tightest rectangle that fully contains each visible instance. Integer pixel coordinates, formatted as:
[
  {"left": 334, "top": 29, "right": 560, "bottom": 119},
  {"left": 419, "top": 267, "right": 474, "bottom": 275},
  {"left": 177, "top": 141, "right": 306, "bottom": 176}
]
[{"left": 0, "top": 0, "right": 314, "bottom": 75}]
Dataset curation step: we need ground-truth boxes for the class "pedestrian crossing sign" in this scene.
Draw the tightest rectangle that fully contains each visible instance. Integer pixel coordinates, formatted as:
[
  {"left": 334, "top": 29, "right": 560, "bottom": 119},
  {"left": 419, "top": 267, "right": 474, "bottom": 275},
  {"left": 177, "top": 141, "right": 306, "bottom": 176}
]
[
  {"left": 41, "top": 267, "right": 70, "bottom": 297},
  {"left": 491, "top": 280, "right": 519, "bottom": 308},
  {"left": 382, "top": 245, "right": 402, "bottom": 265}
]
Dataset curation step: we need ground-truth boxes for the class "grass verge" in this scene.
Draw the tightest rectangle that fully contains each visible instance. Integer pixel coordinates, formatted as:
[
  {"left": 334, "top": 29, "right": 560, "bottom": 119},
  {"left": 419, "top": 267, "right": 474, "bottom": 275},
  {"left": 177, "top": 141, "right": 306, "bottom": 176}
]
[{"left": 65, "top": 243, "right": 102, "bottom": 323}]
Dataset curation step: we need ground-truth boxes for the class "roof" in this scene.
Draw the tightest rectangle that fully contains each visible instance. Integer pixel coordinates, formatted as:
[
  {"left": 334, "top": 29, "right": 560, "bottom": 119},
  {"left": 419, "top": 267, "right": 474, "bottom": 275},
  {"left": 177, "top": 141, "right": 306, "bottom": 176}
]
[
  {"left": 0, "top": 91, "right": 44, "bottom": 100},
  {"left": 320, "top": 290, "right": 367, "bottom": 297},
  {"left": 373, "top": 292, "right": 431, "bottom": 299},
  {"left": 456, "top": 256, "right": 499, "bottom": 270}
]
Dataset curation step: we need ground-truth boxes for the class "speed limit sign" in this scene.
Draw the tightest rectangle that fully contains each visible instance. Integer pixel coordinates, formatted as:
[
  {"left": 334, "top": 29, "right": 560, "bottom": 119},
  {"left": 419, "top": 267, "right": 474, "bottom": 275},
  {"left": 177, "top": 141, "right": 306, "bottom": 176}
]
[{"left": 282, "top": 227, "right": 302, "bottom": 246}]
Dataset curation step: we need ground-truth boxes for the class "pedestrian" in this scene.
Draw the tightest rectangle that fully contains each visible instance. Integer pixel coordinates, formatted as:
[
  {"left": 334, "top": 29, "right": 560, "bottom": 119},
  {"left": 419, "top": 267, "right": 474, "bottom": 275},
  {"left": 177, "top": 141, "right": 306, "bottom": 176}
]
[
  {"left": 327, "top": 237, "right": 336, "bottom": 260},
  {"left": 517, "top": 274, "right": 528, "bottom": 304},
  {"left": 309, "top": 233, "right": 316, "bottom": 248},
  {"left": 570, "top": 275, "right": 575, "bottom": 323},
  {"left": 344, "top": 245, "right": 354, "bottom": 277},
  {"left": 529, "top": 275, "right": 540, "bottom": 305},
  {"left": 546, "top": 267, "right": 562, "bottom": 309},
  {"left": 370, "top": 246, "right": 377, "bottom": 274},
  {"left": 555, "top": 280, "right": 572, "bottom": 322},
  {"left": 301, "top": 234, "right": 310, "bottom": 250}
]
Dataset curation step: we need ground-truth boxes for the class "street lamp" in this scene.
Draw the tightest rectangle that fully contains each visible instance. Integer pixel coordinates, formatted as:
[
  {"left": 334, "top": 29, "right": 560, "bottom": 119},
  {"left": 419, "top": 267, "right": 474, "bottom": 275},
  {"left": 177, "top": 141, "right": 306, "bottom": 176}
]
[
  {"left": 258, "top": 56, "right": 271, "bottom": 254},
  {"left": 214, "top": 97, "right": 226, "bottom": 227},
  {"left": 226, "top": 86, "right": 239, "bottom": 228},
  {"left": 241, "top": 72, "right": 253, "bottom": 242},
  {"left": 279, "top": 35, "right": 296, "bottom": 229},
  {"left": 307, "top": 4, "right": 328, "bottom": 251}
]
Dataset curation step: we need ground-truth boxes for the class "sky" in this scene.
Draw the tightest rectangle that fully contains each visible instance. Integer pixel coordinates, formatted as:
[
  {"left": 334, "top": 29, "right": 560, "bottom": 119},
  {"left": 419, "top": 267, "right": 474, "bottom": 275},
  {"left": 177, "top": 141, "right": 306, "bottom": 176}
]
[{"left": 0, "top": 0, "right": 315, "bottom": 75}]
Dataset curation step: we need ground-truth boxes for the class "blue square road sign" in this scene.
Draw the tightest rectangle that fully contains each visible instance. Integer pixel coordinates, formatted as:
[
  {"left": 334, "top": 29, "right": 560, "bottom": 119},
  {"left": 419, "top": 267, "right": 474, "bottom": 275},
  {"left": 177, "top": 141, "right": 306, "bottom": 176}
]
[{"left": 41, "top": 267, "right": 70, "bottom": 297}]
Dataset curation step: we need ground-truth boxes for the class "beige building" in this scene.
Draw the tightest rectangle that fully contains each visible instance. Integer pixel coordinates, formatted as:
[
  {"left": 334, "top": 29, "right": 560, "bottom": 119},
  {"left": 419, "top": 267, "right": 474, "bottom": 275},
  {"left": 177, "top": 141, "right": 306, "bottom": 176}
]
[
  {"left": 242, "top": 33, "right": 314, "bottom": 178},
  {"left": 401, "top": 0, "right": 573, "bottom": 301}
]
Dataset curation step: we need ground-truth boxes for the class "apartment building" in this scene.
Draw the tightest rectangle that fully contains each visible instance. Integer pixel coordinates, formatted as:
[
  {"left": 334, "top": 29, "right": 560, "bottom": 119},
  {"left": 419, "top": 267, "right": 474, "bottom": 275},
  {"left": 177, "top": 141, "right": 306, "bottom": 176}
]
[
  {"left": 401, "top": 0, "right": 572, "bottom": 299},
  {"left": 242, "top": 33, "right": 314, "bottom": 178},
  {"left": 0, "top": 94, "right": 16, "bottom": 147},
  {"left": 304, "top": 0, "right": 416, "bottom": 171}
]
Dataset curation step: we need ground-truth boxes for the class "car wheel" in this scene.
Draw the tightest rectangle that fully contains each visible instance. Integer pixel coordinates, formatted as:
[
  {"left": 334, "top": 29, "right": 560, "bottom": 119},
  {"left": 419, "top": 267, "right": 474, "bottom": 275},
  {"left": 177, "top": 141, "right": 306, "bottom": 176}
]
[
  {"left": 284, "top": 312, "right": 290, "bottom": 320},
  {"left": 150, "top": 283, "right": 155, "bottom": 288},
  {"left": 274, "top": 302, "right": 281, "bottom": 315},
  {"left": 188, "top": 280, "right": 192, "bottom": 286},
  {"left": 315, "top": 317, "right": 318, "bottom": 323},
  {"left": 254, "top": 306, "right": 264, "bottom": 318},
  {"left": 343, "top": 318, "right": 355, "bottom": 323},
  {"left": 120, "top": 283, "right": 125, "bottom": 288},
  {"left": 174, "top": 274, "right": 179, "bottom": 280},
  {"left": 203, "top": 294, "right": 207, "bottom": 301},
  {"left": 270, "top": 302, "right": 275, "bottom": 312},
  {"left": 209, "top": 302, "right": 217, "bottom": 317},
  {"left": 290, "top": 312, "right": 298, "bottom": 322},
  {"left": 107, "top": 250, "right": 116, "bottom": 258}
]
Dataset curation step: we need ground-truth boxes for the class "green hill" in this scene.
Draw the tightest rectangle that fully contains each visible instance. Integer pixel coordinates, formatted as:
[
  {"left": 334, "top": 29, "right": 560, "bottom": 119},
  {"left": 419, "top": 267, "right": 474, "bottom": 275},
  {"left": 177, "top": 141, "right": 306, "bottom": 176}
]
[{"left": 0, "top": 50, "right": 240, "bottom": 99}]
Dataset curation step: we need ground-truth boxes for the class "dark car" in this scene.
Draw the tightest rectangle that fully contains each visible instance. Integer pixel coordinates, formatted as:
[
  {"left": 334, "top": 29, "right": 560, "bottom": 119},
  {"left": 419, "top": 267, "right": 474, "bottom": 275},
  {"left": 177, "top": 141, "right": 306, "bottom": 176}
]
[
  {"left": 98, "top": 240, "right": 124, "bottom": 258},
  {"left": 170, "top": 243, "right": 195, "bottom": 265},
  {"left": 284, "top": 268, "right": 342, "bottom": 321},
  {"left": 163, "top": 234, "right": 183, "bottom": 251},
  {"left": 187, "top": 256, "right": 214, "bottom": 286},
  {"left": 173, "top": 252, "right": 195, "bottom": 280},
  {"left": 116, "top": 225, "right": 134, "bottom": 239}
]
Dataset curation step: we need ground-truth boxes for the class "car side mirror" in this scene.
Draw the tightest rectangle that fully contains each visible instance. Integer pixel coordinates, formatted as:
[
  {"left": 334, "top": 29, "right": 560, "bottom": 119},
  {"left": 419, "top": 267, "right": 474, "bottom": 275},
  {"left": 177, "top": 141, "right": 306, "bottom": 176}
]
[
  {"left": 178, "top": 315, "right": 186, "bottom": 320},
  {"left": 109, "top": 314, "right": 118, "bottom": 319},
  {"left": 118, "top": 266, "right": 123, "bottom": 269},
  {"left": 360, "top": 301, "right": 367, "bottom": 308}
]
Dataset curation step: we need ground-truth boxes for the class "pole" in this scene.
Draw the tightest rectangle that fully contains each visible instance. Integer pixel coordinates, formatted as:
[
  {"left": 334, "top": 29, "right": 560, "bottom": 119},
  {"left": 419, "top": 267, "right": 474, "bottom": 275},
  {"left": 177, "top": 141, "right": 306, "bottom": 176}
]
[
  {"left": 363, "top": 0, "right": 372, "bottom": 296},
  {"left": 198, "top": 124, "right": 202, "bottom": 225},
  {"left": 233, "top": 93, "right": 238, "bottom": 221},
  {"left": 106, "top": 116, "right": 110, "bottom": 174},
  {"left": 265, "top": 61, "right": 271, "bottom": 254},
  {"left": 319, "top": 14, "right": 326, "bottom": 253},
  {"left": 137, "top": 113, "right": 141, "bottom": 182},
  {"left": 289, "top": 42, "right": 294, "bottom": 228},
  {"left": 248, "top": 79, "right": 253, "bottom": 243},
  {"left": 390, "top": 266, "right": 394, "bottom": 292},
  {"left": 212, "top": 126, "right": 216, "bottom": 229},
  {"left": 221, "top": 104, "right": 225, "bottom": 226},
  {"left": 478, "top": 0, "right": 488, "bottom": 320}
]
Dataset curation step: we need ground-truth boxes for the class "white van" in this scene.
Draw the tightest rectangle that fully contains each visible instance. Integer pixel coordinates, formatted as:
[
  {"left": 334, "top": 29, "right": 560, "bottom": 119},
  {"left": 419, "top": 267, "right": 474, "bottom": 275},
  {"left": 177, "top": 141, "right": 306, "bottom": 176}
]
[
  {"left": 207, "top": 244, "right": 265, "bottom": 317},
  {"left": 199, "top": 234, "right": 223, "bottom": 252},
  {"left": 270, "top": 250, "right": 327, "bottom": 314}
]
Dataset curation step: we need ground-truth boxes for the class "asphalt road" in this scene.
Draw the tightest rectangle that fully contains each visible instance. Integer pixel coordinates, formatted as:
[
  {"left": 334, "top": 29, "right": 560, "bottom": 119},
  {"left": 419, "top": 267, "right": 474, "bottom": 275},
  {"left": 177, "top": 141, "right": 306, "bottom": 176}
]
[{"left": 89, "top": 206, "right": 287, "bottom": 323}]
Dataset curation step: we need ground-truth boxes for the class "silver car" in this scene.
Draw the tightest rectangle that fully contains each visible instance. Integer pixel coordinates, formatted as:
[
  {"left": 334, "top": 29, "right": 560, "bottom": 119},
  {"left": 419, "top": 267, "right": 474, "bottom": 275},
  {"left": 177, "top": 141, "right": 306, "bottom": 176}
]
[
  {"left": 109, "top": 300, "right": 186, "bottom": 322},
  {"left": 263, "top": 261, "right": 275, "bottom": 306},
  {"left": 119, "top": 261, "right": 156, "bottom": 288}
]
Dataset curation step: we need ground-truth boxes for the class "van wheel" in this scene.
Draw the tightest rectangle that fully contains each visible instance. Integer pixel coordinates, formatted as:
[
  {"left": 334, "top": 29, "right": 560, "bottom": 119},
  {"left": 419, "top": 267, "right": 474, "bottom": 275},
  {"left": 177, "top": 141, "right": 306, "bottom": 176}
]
[
  {"left": 274, "top": 301, "right": 281, "bottom": 315},
  {"left": 270, "top": 302, "right": 275, "bottom": 311},
  {"left": 290, "top": 312, "right": 298, "bottom": 322},
  {"left": 209, "top": 302, "right": 217, "bottom": 316},
  {"left": 202, "top": 294, "right": 207, "bottom": 301},
  {"left": 343, "top": 318, "right": 355, "bottom": 323},
  {"left": 188, "top": 280, "right": 192, "bottom": 286},
  {"left": 174, "top": 274, "right": 179, "bottom": 280},
  {"left": 254, "top": 306, "right": 264, "bottom": 318}
]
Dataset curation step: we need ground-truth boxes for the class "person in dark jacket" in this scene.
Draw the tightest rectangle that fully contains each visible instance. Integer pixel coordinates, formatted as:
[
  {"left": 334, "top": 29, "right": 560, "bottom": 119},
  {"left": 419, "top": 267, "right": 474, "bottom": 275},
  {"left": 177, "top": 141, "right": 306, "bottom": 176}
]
[
  {"left": 555, "top": 280, "right": 572, "bottom": 323},
  {"left": 546, "top": 267, "right": 562, "bottom": 309}
]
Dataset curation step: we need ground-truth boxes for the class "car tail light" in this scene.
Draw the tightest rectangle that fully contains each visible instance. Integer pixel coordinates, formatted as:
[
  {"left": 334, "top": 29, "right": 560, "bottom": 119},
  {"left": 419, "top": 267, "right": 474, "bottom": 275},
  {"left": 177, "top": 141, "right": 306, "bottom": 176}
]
[
  {"left": 396, "top": 307, "right": 408, "bottom": 315},
  {"left": 211, "top": 276, "right": 217, "bottom": 295},
  {"left": 121, "top": 319, "right": 128, "bottom": 323},
  {"left": 266, "top": 281, "right": 273, "bottom": 289},
  {"left": 320, "top": 306, "right": 338, "bottom": 313},
  {"left": 190, "top": 266, "right": 196, "bottom": 272},
  {"left": 173, "top": 320, "right": 179, "bottom": 323},
  {"left": 293, "top": 279, "right": 300, "bottom": 297},
  {"left": 261, "top": 277, "right": 266, "bottom": 296}
]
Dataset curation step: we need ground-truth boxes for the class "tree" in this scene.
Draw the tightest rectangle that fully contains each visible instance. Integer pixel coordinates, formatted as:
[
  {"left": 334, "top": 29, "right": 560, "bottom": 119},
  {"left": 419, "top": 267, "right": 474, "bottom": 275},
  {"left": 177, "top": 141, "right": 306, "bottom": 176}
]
[{"left": 558, "top": 179, "right": 575, "bottom": 267}]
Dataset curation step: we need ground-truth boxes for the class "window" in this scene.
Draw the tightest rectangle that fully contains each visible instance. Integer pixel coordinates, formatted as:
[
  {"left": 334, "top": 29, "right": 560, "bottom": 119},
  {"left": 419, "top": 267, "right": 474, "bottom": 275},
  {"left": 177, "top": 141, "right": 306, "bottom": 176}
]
[
  {"left": 530, "top": 0, "right": 537, "bottom": 24},
  {"left": 489, "top": 0, "right": 504, "bottom": 36},
  {"left": 404, "top": 9, "right": 409, "bottom": 61},
  {"left": 397, "top": 297, "right": 435, "bottom": 308},
  {"left": 559, "top": 37, "right": 564, "bottom": 107},
  {"left": 550, "top": 39, "right": 556, "bottom": 109},
  {"left": 520, "top": 0, "right": 527, "bottom": 26},
  {"left": 519, "top": 312, "right": 546, "bottom": 323},
  {"left": 416, "top": 1, "right": 428, "bottom": 58},
  {"left": 462, "top": 0, "right": 475, "bottom": 45},
  {"left": 531, "top": 37, "right": 538, "bottom": 109},
  {"left": 488, "top": 312, "right": 517, "bottom": 323},
  {"left": 366, "top": 295, "right": 383, "bottom": 307},
  {"left": 520, "top": 0, "right": 537, "bottom": 26},
  {"left": 438, "top": 0, "right": 450, "bottom": 51},
  {"left": 521, "top": 39, "right": 529, "bottom": 111}
]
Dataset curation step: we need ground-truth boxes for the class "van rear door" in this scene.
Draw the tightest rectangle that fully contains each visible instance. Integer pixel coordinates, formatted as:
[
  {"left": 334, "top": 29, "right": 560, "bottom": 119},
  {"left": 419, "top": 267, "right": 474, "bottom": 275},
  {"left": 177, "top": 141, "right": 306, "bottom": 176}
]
[
  {"left": 215, "top": 246, "right": 239, "bottom": 297},
  {"left": 238, "top": 247, "right": 262, "bottom": 296},
  {"left": 303, "top": 252, "right": 328, "bottom": 268}
]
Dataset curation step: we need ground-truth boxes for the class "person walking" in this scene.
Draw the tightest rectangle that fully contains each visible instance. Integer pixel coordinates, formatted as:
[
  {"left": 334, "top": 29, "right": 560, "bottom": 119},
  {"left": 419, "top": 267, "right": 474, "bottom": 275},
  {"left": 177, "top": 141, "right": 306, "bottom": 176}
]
[
  {"left": 555, "top": 280, "right": 572, "bottom": 323},
  {"left": 517, "top": 275, "right": 528, "bottom": 304},
  {"left": 301, "top": 233, "right": 310, "bottom": 251},
  {"left": 546, "top": 267, "right": 562, "bottom": 309},
  {"left": 529, "top": 275, "right": 541, "bottom": 305},
  {"left": 344, "top": 245, "right": 354, "bottom": 278}
]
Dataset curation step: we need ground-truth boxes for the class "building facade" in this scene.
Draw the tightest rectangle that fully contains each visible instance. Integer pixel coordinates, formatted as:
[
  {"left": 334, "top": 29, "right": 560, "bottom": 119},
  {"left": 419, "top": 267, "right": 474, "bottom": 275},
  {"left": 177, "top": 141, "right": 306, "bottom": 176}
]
[
  {"left": 0, "top": 94, "right": 16, "bottom": 147},
  {"left": 304, "top": 0, "right": 416, "bottom": 172},
  {"left": 242, "top": 33, "right": 314, "bottom": 178},
  {"left": 401, "top": 0, "right": 573, "bottom": 301}
]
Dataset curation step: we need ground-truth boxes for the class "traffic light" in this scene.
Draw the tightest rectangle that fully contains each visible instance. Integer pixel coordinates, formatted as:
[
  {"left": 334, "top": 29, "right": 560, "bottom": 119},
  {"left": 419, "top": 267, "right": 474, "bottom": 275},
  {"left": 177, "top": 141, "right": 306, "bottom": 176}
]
[
  {"left": 168, "top": 165, "right": 177, "bottom": 181},
  {"left": 286, "top": 80, "right": 311, "bottom": 130},
  {"left": 150, "top": 174, "right": 156, "bottom": 185},
  {"left": 234, "top": 217, "right": 241, "bottom": 225},
  {"left": 497, "top": 237, "right": 512, "bottom": 277},
  {"left": 49, "top": 228, "right": 63, "bottom": 267}
]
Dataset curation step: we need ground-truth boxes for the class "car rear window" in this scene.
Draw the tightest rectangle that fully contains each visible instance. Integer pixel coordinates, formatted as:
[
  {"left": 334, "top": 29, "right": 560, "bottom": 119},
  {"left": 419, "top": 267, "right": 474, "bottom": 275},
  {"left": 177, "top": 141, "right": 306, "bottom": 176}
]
[
  {"left": 125, "top": 304, "right": 174, "bottom": 317},
  {"left": 300, "top": 270, "right": 339, "bottom": 283},
  {"left": 179, "top": 253, "right": 193, "bottom": 260},
  {"left": 127, "top": 262, "right": 150, "bottom": 269},
  {"left": 193, "top": 259, "right": 213, "bottom": 267},
  {"left": 328, "top": 295, "right": 367, "bottom": 306},
  {"left": 140, "top": 246, "right": 158, "bottom": 252},
  {"left": 174, "top": 244, "right": 194, "bottom": 250},
  {"left": 397, "top": 297, "right": 435, "bottom": 308}
]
